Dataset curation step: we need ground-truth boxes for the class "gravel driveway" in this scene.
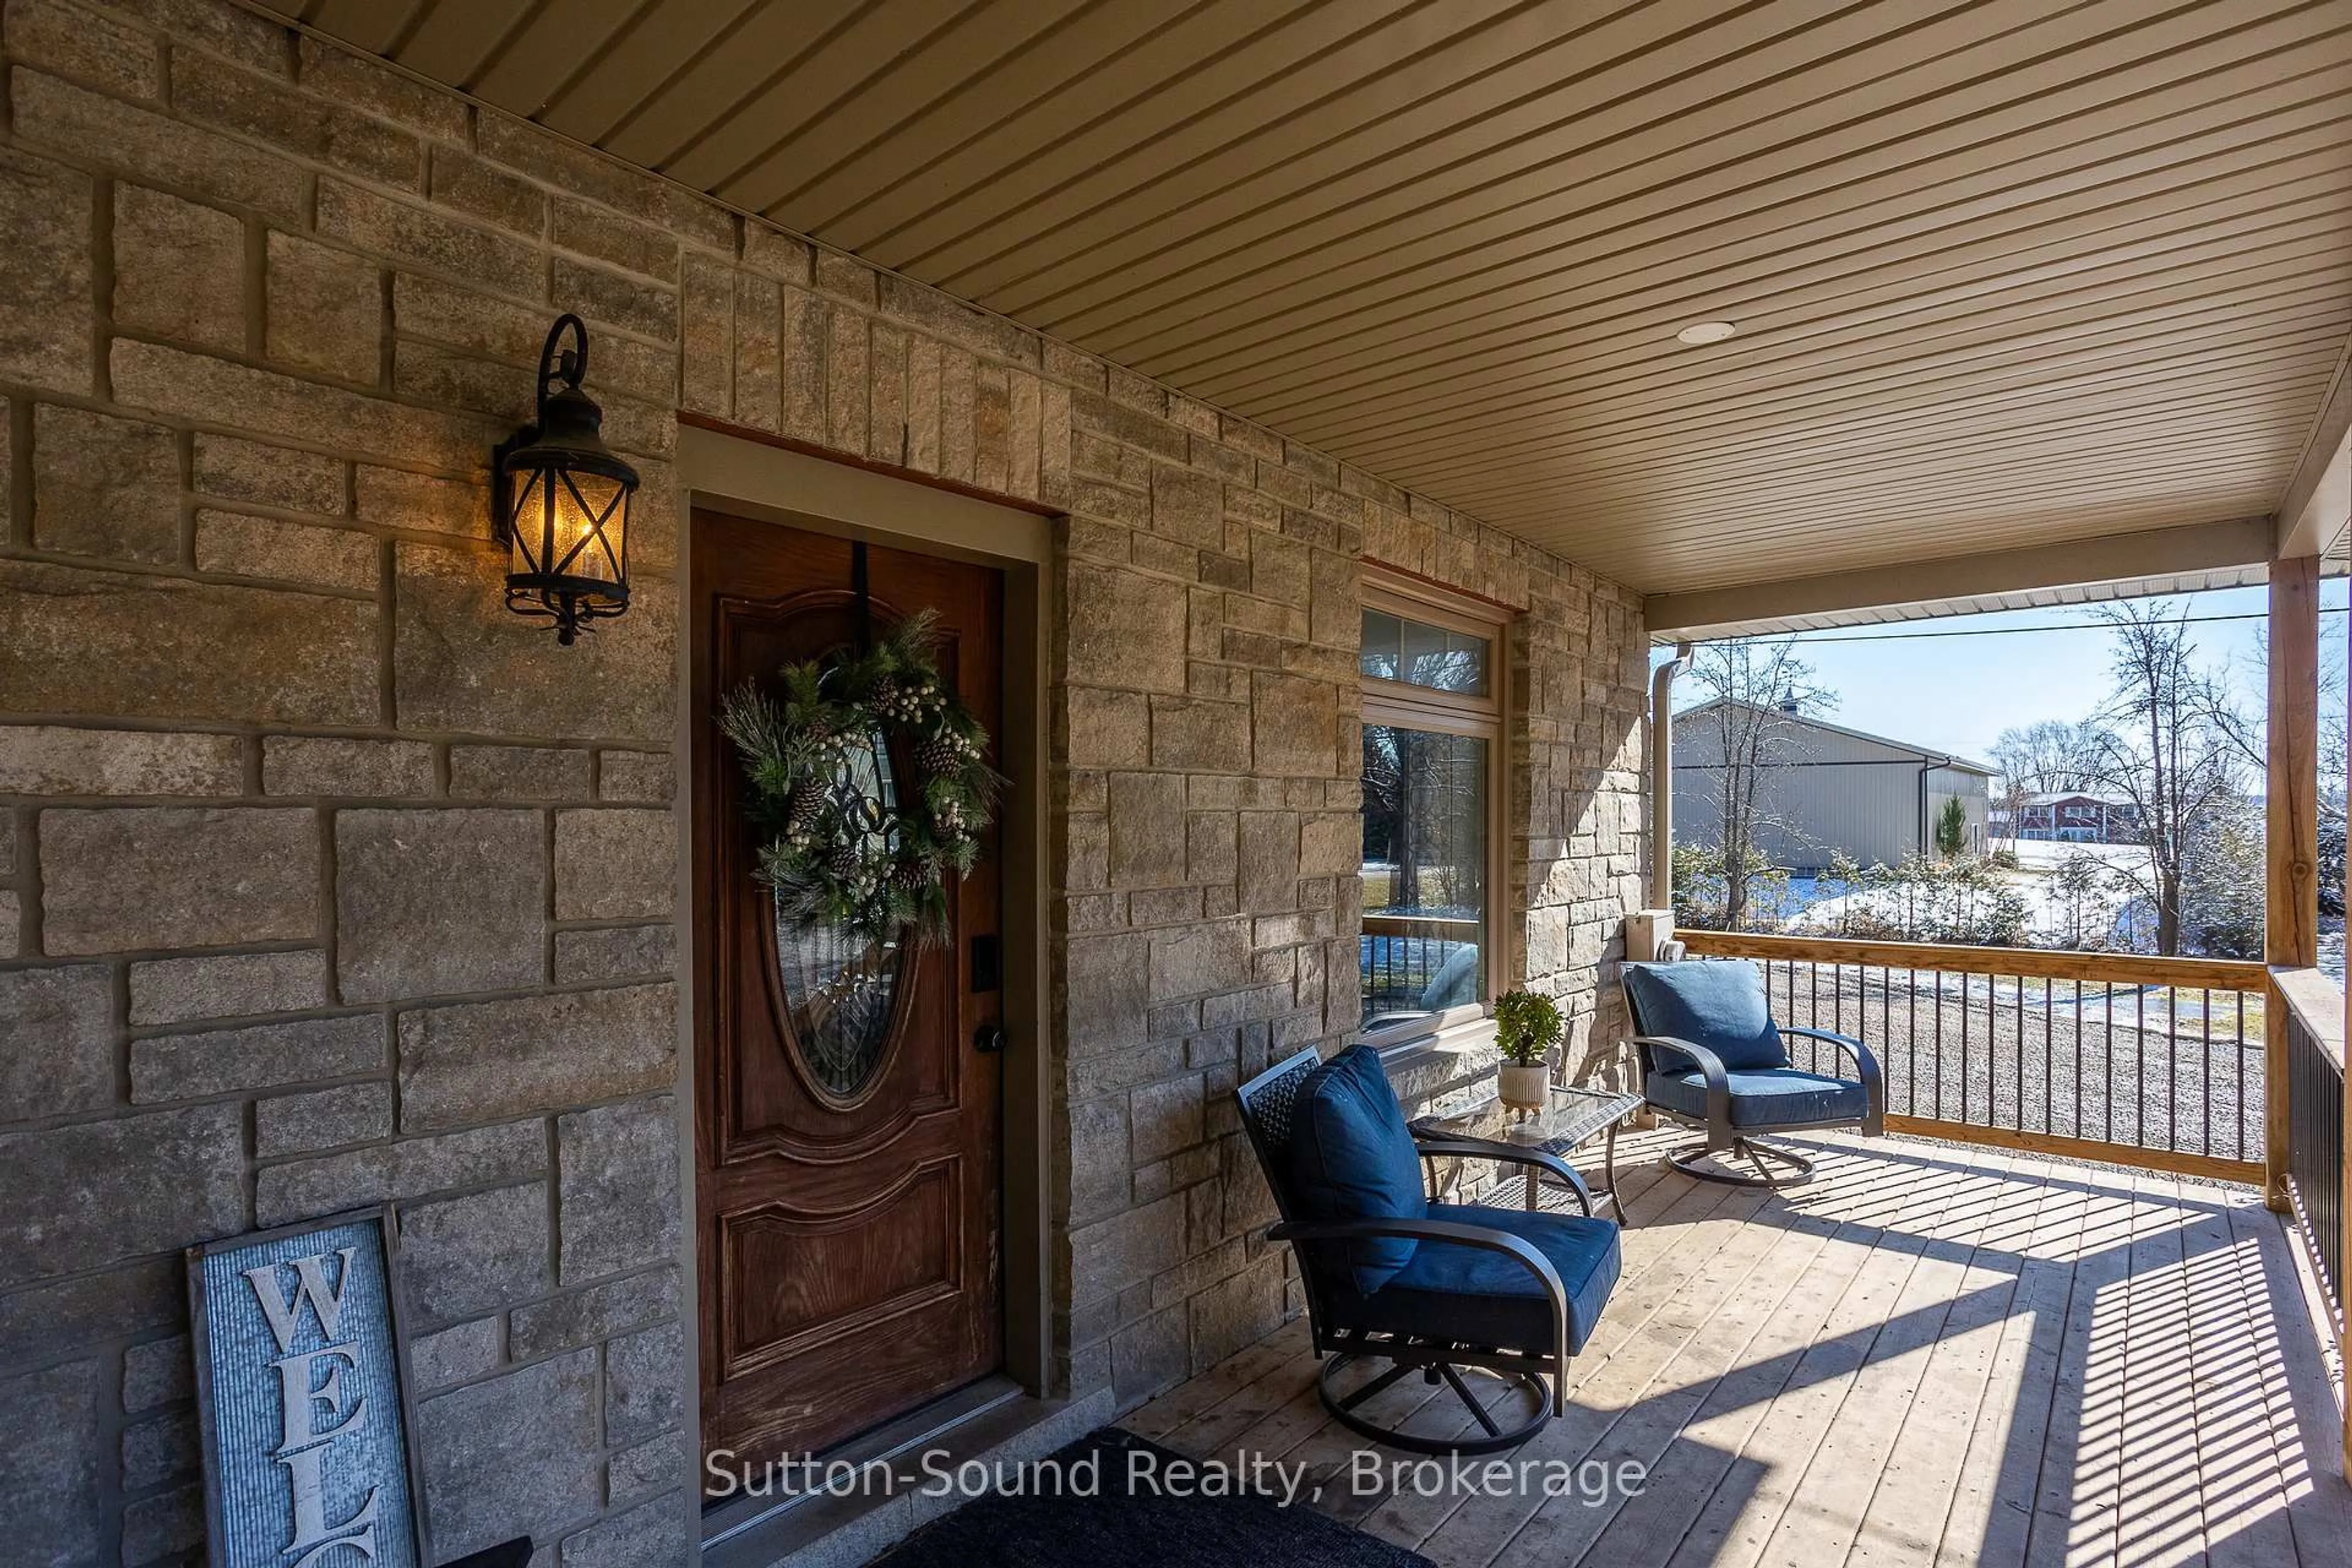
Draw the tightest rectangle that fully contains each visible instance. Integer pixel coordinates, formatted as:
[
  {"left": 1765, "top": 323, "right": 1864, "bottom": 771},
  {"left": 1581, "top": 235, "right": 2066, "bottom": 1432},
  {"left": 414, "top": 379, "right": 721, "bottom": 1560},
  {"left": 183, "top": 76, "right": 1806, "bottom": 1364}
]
[{"left": 1755, "top": 963, "right": 2264, "bottom": 1165}]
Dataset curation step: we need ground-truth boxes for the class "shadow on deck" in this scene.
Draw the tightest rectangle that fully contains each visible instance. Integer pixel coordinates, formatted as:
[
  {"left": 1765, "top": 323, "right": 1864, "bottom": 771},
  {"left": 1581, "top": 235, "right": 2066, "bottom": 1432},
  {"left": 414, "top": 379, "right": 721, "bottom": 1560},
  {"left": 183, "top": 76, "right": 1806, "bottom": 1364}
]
[{"left": 1129, "top": 1129, "right": 2352, "bottom": 1567}]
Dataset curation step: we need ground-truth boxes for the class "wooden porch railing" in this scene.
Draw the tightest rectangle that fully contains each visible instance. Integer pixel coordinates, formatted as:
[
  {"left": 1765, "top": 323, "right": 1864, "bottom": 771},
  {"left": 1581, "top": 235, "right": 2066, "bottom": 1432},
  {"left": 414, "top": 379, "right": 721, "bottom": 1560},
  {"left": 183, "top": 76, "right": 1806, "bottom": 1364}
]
[
  {"left": 2274, "top": 966, "right": 2346, "bottom": 1321},
  {"left": 1676, "top": 930, "right": 2267, "bottom": 1185},
  {"left": 2271, "top": 963, "right": 2351, "bottom": 1481}
]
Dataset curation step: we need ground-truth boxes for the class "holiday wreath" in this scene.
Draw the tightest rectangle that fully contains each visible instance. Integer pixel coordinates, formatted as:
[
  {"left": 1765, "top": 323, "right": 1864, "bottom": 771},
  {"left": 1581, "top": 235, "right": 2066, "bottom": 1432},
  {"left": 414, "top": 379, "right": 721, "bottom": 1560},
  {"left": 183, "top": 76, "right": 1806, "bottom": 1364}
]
[{"left": 719, "top": 610, "right": 999, "bottom": 948}]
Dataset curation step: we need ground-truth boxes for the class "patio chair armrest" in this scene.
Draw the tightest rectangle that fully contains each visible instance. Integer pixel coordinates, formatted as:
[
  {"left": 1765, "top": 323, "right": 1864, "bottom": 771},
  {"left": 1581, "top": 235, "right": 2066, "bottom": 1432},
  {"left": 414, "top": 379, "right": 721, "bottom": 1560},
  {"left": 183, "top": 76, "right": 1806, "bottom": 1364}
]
[
  {"left": 1781, "top": 1027, "right": 1885, "bottom": 1132},
  {"left": 1266, "top": 1215, "right": 1571, "bottom": 1385},
  {"left": 1634, "top": 1033, "right": 1731, "bottom": 1136},
  {"left": 1411, "top": 1136, "right": 1596, "bottom": 1216}
]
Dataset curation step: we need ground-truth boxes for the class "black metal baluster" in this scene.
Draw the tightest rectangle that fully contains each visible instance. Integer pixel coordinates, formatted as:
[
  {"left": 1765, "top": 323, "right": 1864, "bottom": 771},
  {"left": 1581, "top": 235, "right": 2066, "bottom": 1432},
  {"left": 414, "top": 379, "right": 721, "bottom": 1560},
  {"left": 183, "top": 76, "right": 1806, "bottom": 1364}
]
[
  {"left": 2041, "top": 972, "right": 2053, "bottom": 1136},
  {"left": 1960, "top": 970, "right": 1972, "bottom": 1125},
  {"left": 2067, "top": 979, "right": 2080, "bottom": 1140},
  {"left": 2165, "top": 985, "right": 2177, "bottom": 1155},
  {"left": 2013, "top": 968, "right": 2025, "bottom": 1134},
  {"left": 2107, "top": 982, "right": 2126, "bottom": 1142},
  {"left": 2232, "top": 989, "right": 2245, "bottom": 1164},
  {"left": 1829, "top": 962, "right": 1841, "bottom": 1073},
  {"left": 2190, "top": 984, "right": 2203, "bottom": 1156},
  {"left": 2136, "top": 984, "right": 2147, "bottom": 1151},
  {"left": 1882, "top": 959, "right": 1900, "bottom": 1104},
  {"left": 1816, "top": 962, "right": 1827, "bottom": 1075},
  {"left": 1933, "top": 974, "right": 1945, "bottom": 1123}
]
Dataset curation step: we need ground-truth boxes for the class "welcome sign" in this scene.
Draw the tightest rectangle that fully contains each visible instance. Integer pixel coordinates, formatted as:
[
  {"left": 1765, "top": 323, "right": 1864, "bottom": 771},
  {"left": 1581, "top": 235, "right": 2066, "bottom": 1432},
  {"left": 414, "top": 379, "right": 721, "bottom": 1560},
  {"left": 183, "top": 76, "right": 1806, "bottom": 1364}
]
[{"left": 189, "top": 1208, "right": 426, "bottom": 1567}]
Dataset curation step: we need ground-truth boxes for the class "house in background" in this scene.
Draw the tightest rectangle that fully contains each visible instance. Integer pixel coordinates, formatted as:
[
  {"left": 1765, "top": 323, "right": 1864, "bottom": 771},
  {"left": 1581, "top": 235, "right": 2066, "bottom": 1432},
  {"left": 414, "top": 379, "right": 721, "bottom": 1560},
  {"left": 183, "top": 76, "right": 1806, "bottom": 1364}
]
[
  {"left": 1673, "top": 699, "right": 1996, "bottom": 871},
  {"left": 2013, "top": 790, "right": 2143, "bottom": 843}
]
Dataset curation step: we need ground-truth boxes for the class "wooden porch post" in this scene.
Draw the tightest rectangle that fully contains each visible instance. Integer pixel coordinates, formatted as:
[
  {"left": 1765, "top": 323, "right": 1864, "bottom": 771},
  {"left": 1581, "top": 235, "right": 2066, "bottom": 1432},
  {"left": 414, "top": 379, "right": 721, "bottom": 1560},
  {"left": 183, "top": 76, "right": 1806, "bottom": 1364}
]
[{"left": 2264, "top": 553, "right": 2320, "bottom": 1213}]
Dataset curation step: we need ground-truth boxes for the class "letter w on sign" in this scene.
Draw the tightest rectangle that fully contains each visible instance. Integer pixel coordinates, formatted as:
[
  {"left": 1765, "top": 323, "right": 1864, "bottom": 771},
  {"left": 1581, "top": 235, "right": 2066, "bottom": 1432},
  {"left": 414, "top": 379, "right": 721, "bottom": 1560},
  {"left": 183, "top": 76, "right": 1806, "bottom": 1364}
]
[
  {"left": 244, "top": 1248, "right": 358, "bottom": 1354},
  {"left": 188, "top": 1208, "right": 428, "bottom": 1568}
]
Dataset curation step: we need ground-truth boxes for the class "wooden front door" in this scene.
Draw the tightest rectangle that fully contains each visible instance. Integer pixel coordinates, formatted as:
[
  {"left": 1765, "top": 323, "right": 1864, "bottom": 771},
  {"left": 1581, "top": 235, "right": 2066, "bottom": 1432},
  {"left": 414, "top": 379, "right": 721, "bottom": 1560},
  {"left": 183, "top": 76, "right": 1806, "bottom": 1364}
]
[{"left": 692, "top": 510, "right": 1003, "bottom": 1474}]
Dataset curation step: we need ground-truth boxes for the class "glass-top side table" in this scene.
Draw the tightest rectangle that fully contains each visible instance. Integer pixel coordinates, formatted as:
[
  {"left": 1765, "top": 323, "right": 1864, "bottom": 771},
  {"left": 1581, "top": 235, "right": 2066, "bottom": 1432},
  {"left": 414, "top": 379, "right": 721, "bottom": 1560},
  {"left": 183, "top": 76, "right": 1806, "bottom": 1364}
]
[{"left": 1412, "top": 1083, "right": 1643, "bottom": 1222}]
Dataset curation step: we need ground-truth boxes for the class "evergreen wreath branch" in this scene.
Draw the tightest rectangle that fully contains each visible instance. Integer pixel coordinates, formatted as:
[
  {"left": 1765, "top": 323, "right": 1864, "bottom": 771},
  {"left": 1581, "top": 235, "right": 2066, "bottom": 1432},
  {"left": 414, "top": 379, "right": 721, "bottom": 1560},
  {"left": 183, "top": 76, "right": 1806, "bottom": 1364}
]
[{"left": 720, "top": 609, "right": 1002, "bottom": 948}]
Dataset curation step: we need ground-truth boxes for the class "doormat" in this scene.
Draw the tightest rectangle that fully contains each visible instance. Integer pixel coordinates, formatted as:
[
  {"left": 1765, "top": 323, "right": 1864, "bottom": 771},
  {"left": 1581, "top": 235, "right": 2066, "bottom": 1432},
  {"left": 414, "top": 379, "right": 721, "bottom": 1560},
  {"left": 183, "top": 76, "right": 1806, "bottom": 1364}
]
[{"left": 870, "top": 1427, "right": 1432, "bottom": 1567}]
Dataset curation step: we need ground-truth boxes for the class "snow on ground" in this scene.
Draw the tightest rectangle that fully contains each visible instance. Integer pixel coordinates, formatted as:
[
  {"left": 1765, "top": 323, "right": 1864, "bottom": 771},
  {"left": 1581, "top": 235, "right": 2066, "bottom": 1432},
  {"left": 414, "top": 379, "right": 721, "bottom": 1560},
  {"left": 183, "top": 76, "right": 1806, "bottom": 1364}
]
[{"left": 1782, "top": 839, "right": 2156, "bottom": 946}]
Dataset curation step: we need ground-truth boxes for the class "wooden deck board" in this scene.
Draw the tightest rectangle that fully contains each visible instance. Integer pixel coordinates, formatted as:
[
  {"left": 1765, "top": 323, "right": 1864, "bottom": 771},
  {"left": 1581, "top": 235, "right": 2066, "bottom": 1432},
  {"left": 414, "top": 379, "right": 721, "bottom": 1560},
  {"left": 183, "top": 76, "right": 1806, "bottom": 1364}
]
[
  {"left": 2228, "top": 1193, "right": 2352, "bottom": 1568},
  {"left": 2111, "top": 1170, "right": 2201, "bottom": 1568},
  {"left": 1362, "top": 1158, "right": 1767, "bottom": 1550},
  {"left": 1486, "top": 1156, "right": 1860, "bottom": 1567},
  {"left": 2186, "top": 1173, "right": 2296, "bottom": 1568},
  {"left": 1404, "top": 1171, "right": 1792, "bottom": 1565},
  {"left": 1810, "top": 1152, "right": 2033, "bottom": 1568},
  {"left": 1693, "top": 1140, "right": 1985, "bottom": 1568},
  {"left": 1936, "top": 1136, "right": 2079, "bottom": 1568},
  {"left": 1142, "top": 1131, "right": 2343, "bottom": 1568},
  {"left": 1295, "top": 1158, "right": 1698, "bottom": 1529}
]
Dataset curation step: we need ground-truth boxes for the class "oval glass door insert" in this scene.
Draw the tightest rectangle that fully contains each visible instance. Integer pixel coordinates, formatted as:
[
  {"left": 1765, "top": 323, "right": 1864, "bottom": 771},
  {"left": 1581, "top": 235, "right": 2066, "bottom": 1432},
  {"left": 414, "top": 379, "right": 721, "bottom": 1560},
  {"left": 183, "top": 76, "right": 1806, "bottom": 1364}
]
[{"left": 773, "top": 725, "right": 910, "bottom": 1099}]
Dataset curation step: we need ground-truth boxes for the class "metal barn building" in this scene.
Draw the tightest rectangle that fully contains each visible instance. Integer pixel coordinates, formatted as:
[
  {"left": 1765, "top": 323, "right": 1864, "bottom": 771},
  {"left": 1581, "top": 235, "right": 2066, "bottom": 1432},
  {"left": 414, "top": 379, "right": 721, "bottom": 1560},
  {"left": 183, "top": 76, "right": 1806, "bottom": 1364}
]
[{"left": 1673, "top": 699, "right": 1996, "bottom": 872}]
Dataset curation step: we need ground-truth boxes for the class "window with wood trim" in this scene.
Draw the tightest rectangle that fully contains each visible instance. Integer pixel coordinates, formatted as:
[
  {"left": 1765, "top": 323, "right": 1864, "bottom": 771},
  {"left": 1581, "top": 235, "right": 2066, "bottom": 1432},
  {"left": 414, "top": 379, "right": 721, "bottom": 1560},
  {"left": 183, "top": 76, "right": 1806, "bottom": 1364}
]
[{"left": 1358, "top": 574, "right": 1510, "bottom": 1046}]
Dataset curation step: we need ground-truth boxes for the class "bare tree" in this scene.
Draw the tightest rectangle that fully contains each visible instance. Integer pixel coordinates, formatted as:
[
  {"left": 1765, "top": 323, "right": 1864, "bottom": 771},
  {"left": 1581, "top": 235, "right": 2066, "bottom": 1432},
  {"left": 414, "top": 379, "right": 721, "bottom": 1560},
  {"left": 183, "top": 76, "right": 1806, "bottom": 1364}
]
[
  {"left": 1989, "top": 718, "right": 2103, "bottom": 843},
  {"left": 2239, "top": 617, "right": 2347, "bottom": 916},
  {"left": 2081, "top": 600, "right": 2250, "bottom": 956},
  {"left": 1991, "top": 718, "right": 2105, "bottom": 794},
  {"left": 1681, "top": 639, "right": 1834, "bottom": 930}
]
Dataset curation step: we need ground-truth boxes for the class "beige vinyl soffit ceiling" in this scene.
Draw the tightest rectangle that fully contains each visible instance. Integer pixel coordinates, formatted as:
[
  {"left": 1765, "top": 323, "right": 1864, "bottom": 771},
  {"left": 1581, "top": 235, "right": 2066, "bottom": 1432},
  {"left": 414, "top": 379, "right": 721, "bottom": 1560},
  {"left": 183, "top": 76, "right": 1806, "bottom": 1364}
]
[{"left": 262, "top": 0, "right": 2352, "bottom": 598}]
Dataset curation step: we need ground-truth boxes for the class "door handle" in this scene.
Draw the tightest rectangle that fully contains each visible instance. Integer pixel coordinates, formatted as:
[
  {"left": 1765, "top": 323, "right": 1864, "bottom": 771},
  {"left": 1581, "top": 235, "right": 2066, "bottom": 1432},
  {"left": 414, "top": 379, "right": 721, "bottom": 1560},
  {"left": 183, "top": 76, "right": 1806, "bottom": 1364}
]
[{"left": 973, "top": 1023, "right": 1008, "bottom": 1055}]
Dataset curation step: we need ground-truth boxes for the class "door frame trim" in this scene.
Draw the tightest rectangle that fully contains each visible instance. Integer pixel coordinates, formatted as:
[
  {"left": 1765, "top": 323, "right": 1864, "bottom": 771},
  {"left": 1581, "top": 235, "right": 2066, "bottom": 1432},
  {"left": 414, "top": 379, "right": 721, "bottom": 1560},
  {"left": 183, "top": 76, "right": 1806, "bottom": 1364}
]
[{"left": 674, "top": 426, "right": 1057, "bottom": 1472}]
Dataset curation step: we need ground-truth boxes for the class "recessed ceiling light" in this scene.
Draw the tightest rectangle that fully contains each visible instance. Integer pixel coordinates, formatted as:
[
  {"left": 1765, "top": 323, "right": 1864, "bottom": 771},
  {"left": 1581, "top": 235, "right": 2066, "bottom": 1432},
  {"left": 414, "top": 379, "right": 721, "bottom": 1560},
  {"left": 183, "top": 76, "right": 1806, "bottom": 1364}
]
[{"left": 1676, "top": 320, "right": 1738, "bottom": 345}]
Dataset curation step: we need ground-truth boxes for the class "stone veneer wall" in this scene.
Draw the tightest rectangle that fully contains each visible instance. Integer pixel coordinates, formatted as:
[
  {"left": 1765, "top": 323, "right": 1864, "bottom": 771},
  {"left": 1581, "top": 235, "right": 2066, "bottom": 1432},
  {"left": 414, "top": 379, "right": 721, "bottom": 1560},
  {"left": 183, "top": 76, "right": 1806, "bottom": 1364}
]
[{"left": 0, "top": 1, "right": 1648, "bottom": 1563}]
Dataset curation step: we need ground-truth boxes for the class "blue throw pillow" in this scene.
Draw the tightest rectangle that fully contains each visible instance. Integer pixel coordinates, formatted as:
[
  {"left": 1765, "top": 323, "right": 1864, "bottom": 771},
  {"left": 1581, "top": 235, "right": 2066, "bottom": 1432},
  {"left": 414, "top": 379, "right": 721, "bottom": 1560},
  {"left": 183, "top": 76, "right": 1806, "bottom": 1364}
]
[
  {"left": 1623, "top": 960, "right": 1789, "bottom": 1072},
  {"left": 1287, "top": 1044, "right": 1427, "bottom": 1292}
]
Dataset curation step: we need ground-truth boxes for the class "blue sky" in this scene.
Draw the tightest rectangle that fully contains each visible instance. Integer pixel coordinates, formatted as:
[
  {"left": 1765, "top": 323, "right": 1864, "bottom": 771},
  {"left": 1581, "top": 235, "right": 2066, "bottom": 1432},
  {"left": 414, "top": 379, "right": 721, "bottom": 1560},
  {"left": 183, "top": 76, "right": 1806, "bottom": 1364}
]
[{"left": 1666, "top": 581, "right": 2351, "bottom": 767}]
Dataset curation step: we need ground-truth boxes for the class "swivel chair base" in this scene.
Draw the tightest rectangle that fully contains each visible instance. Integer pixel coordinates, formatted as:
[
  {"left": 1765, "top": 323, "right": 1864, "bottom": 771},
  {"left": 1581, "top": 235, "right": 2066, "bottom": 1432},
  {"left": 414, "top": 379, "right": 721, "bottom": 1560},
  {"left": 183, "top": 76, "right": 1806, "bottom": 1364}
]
[
  {"left": 1668, "top": 1136, "right": 1815, "bottom": 1188},
  {"left": 1320, "top": 1354, "right": 1550, "bottom": 1455}
]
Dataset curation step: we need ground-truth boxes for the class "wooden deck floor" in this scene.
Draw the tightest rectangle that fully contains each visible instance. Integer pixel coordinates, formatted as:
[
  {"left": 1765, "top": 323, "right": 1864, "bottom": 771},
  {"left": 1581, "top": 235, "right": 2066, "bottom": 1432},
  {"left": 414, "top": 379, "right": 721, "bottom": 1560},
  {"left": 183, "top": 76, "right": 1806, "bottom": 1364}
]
[{"left": 1129, "top": 1129, "right": 2352, "bottom": 1568}]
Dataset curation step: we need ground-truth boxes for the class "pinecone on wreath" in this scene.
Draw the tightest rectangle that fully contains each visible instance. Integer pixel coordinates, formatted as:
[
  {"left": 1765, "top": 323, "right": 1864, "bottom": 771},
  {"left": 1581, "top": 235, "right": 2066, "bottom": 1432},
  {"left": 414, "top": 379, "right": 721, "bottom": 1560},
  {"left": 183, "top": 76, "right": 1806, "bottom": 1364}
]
[
  {"left": 914, "top": 733, "right": 963, "bottom": 776},
  {"left": 783, "top": 785, "right": 822, "bottom": 835},
  {"left": 891, "top": 861, "right": 932, "bottom": 894},
  {"left": 824, "top": 841, "right": 861, "bottom": 880}
]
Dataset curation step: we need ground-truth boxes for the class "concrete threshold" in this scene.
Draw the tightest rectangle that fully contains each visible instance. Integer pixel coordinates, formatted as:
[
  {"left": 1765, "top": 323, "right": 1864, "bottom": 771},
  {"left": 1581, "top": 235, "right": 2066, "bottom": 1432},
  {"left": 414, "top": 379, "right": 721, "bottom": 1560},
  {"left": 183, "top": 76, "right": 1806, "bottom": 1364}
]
[{"left": 701, "top": 1379, "right": 1119, "bottom": 1568}]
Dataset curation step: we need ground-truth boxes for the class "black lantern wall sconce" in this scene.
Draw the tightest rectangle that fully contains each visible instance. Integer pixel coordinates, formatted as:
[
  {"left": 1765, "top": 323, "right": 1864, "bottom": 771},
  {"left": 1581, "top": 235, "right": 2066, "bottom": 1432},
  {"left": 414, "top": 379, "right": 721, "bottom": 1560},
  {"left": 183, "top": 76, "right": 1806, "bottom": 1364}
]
[{"left": 493, "top": 314, "right": 638, "bottom": 644}]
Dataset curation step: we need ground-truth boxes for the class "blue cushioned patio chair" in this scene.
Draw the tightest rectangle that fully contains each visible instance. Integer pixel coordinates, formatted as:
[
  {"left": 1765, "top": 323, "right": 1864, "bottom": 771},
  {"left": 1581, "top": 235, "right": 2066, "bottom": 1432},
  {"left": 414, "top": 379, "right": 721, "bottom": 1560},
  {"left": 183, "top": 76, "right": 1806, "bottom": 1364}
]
[
  {"left": 1235, "top": 1044, "right": 1621, "bottom": 1454},
  {"left": 1621, "top": 958, "right": 1884, "bottom": 1188}
]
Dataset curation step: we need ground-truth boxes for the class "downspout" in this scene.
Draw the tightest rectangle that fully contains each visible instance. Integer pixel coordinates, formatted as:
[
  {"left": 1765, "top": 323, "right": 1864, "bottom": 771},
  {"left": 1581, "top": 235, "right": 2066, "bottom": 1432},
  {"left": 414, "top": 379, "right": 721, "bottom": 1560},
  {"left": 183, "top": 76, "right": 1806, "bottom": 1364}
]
[
  {"left": 1920, "top": 754, "right": 1956, "bottom": 856},
  {"left": 1649, "top": 642, "right": 1695, "bottom": 908},
  {"left": 1918, "top": 761, "right": 1930, "bottom": 856}
]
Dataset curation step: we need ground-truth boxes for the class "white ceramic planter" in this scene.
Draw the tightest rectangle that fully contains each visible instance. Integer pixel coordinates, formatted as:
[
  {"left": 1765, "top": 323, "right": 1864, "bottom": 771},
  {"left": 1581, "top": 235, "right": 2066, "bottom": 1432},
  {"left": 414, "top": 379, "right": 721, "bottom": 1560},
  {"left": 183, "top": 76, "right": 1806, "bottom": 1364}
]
[{"left": 1498, "top": 1063, "right": 1550, "bottom": 1117}]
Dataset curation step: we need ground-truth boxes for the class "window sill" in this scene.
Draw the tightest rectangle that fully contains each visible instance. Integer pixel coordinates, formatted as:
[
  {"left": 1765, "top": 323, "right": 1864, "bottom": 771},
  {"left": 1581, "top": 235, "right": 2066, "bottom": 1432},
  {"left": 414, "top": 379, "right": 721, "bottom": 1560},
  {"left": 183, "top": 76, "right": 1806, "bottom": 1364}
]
[
  {"left": 1375, "top": 1012, "right": 1504, "bottom": 1123},
  {"left": 1371, "top": 1008, "right": 1497, "bottom": 1063}
]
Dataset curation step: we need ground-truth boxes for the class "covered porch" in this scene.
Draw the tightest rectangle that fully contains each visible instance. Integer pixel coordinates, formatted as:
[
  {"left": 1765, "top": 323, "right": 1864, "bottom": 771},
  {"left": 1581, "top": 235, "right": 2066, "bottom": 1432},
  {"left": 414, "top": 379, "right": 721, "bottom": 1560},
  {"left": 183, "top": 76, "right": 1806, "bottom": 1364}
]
[
  {"left": 1139, "top": 510, "right": 2352, "bottom": 1562},
  {"left": 1, "top": 2, "right": 2348, "bottom": 1564},
  {"left": 1137, "top": 1126, "right": 2351, "bottom": 1567}
]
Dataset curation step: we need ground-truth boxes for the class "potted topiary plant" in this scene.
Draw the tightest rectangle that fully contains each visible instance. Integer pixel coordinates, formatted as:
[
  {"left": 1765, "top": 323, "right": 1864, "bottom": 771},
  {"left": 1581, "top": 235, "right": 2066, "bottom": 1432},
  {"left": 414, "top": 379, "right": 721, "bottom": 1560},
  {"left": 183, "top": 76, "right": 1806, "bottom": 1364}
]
[{"left": 1493, "top": 989, "right": 1564, "bottom": 1119}]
